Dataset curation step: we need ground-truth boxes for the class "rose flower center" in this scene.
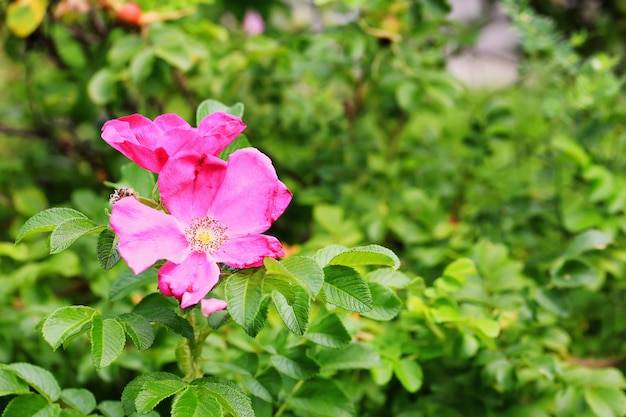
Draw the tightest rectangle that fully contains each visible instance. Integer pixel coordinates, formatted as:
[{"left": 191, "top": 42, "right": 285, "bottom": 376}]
[{"left": 185, "top": 216, "right": 228, "bottom": 253}]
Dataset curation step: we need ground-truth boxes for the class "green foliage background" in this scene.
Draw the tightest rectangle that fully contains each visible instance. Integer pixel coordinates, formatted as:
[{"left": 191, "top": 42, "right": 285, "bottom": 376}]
[{"left": 2, "top": 0, "right": 626, "bottom": 416}]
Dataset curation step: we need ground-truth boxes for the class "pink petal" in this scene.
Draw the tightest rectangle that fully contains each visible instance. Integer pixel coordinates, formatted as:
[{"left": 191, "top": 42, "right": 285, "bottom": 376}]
[
  {"left": 158, "top": 252, "right": 221, "bottom": 308},
  {"left": 208, "top": 148, "right": 292, "bottom": 236},
  {"left": 110, "top": 197, "right": 189, "bottom": 273},
  {"left": 200, "top": 298, "right": 227, "bottom": 317},
  {"left": 101, "top": 115, "right": 169, "bottom": 172},
  {"left": 153, "top": 113, "right": 191, "bottom": 131},
  {"left": 158, "top": 152, "right": 228, "bottom": 223},
  {"left": 197, "top": 112, "right": 247, "bottom": 154},
  {"left": 216, "top": 234, "right": 285, "bottom": 268}
]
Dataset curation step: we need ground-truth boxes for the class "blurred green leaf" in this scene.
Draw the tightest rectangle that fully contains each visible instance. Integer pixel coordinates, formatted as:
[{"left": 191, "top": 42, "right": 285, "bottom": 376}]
[
  {"left": 88, "top": 69, "right": 116, "bottom": 105},
  {"left": 196, "top": 99, "right": 245, "bottom": 123},
  {"left": 305, "top": 313, "right": 351, "bottom": 348},
  {"left": 60, "top": 388, "right": 96, "bottom": 415},
  {"left": 287, "top": 379, "right": 354, "bottom": 417},
  {"left": 0, "top": 369, "right": 30, "bottom": 396},
  {"left": 1, "top": 394, "right": 58, "bottom": 417},
  {"left": 393, "top": 358, "right": 423, "bottom": 393},
  {"left": 4, "top": 363, "right": 61, "bottom": 402},
  {"left": 361, "top": 282, "right": 402, "bottom": 321}
]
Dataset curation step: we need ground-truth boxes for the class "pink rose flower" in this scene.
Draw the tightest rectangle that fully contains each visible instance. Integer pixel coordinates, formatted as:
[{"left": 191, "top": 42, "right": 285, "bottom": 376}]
[
  {"left": 101, "top": 112, "right": 246, "bottom": 173},
  {"left": 109, "top": 148, "right": 292, "bottom": 308}
]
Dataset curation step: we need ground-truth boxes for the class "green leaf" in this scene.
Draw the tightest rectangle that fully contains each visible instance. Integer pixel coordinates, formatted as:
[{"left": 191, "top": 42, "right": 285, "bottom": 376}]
[
  {"left": 551, "top": 259, "right": 597, "bottom": 288},
  {"left": 41, "top": 306, "right": 96, "bottom": 350},
  {"left": 130, "top": 48, "right": 156, "bottom": 84},
  {"left": 304, "top": 314, "right": 351, "bottom": 348},
  {"left": 5, "top": 363, "right": 61, "bottom": 402},
  {"left": 264, "top": 256, "right": 324, "bottom": 297},
  {"left": 116, "top": 313, "right": 155, "bottom": 351},
  {"left": 12, "top": 186, "right": 47, "bottom": 217},
  {"left": 49, "top": 218, "right": 106, "bottom": 254},
  {"left": 271, "top": 285, "right": 310, "bottom": 335},
  {"left": 1, "top": 394, "right": 58, "bottom": 417},
  {"left": 314, "top": 244, "right": 349, "bottom": 267},
  {"left": 7, "top": 0, "right": 48, "bottom": 38},
  {"left": 241, "top": 368, "right": 281, "bottom": 403},
  {"left": 107, "top": 34, "right": 142, "bottom": 67},
  {"left": 97, "top": 229, "right": 120, "bottom": 270},
  {"left": 218, "top": 134, "right": 252, "bottom": 161},
  {"left": 97, "top": 400, "right": 125, "bottom": 417},
  {"left": 322, "top": 265, "right": 373, "bottom": 313},
  {"left": 133, "top": 294, "right": 195, "bottom": 340},
  {"left": 109, "top": 268, "right": 157, "bottom": 301},
  {"left": 121, "top": 372, "right": 180, "bottom": 415},
  {"left": 225, "top": 269, "right": 267, "bottom": 336},
  {"left": 172, "top": 387, "right": 222, "bottom": 417},
  {"left": 585, "top": 388, "right": 626, "bottom": 417},
  {"left": 90, "top": 316, "right": 126, "bottom": 368},
  {"left": 328, "top": 244, "right": 400, "bottom": 269},
  {"left": 316, "top": 343, "right": 380, "bottom": 372},
  {"left": 393, "top": 358, "right": 423, "bottom": 393},
  {"left": 193, "top": 377, "right": 254, "bottom": 417},
  {"left": 564, "top": 229, "right": 613, "bottom": 258},
  {"left": 466, "top": 318, "right": 500, "bottom": 338},
  {"left": 367, "top": 268, "right": 412, "bottom": 289},
  {"left": 61, "top": 388, "right": 96, "bottom": 414},
  {"left": 361, "top": 282, "right": 402, "bottom": 321},
  {"left": 0, "top": 369, "right": 30, "bottom": 396},
  {"left": 135, "top": 379, "right": 188, "bottom": 414},
  {"left": 287, "top": 379, "right": 354, "bottom": 417},
  {"left": 196, "top": 99, "right": 245, "bottom": 123},
  {"left": 15, "top": 208, "right": 87, "bottom": 243},
  {"left": 119, "top": 163, "right": 156, "bottom": 198},
  {"left": 88, "top": 69, "right": 116, "bottom": 105},
  {"left": 270, "top": 348, "right": 320, "bottom": 380}
]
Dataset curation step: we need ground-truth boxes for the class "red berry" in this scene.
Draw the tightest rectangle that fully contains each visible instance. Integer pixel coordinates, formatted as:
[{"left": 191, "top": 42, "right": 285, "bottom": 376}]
[{"left": 116, "top": 2, "right": 142, "bottom": 25}]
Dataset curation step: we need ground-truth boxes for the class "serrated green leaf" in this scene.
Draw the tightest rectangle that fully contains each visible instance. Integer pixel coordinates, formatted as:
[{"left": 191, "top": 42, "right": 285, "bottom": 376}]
[
  {"left": 323, "top": 265, "right": 373, "bottom": 313},
  {"left": 0, "top": 369, "right": 30, "bottom": 396},
  {"left": 97, "top": 229, "right": 120, "bottom": 270},
  {"left": 136, "top": 379, "right": 188, "bottom": 414},
  {"left": 41, "top": 306, "right": 96, "bottom": 350},
  {"left": 271, "top": 286, "right": 310, "bottom": 335},
  {"left": 109, "top": 268, "right": 158, "bottom": 301},
  {"left": 361, "top": 282, "right": 402, "bottom": 321},
  {"left": 172, "top": 387, "right": 222, "bottom": 417},
  {"left": 314, "top": 245, "right": 349, "bottom": 267},
  {"left": 97, "top": 400, "right": 125, "bottom": 417},
  {"left": 1, "top": 394, "right": 58, "bottom": 417},
  {"left": 15, "top": 208, "right": 87, "bottom": 243},
  {"left": 241, "top": 368, "right": 281, "bottom": 403},
  {"left": 49, "top": 218, "right": 106, "bottom": 254},
  {"left": 264, "top": 256, "right": 324, "bottom": 297},
  {"left": 122, "top": 372, "right": 181, "bottom": 415},
  {"left": 61, "top": 388, "right": 96, "bottom": 414},
  {"left": 5, "top": 363, "right": 61, "bottom": 402},
  {"left": 116, "top": 313, "right": 155, "bottom": 351},
  {"left": 393, "top": 358, "right": 423, "bottom": 393},
  {"left": 225, "top": 269, "right": 266, "bottom": 334},
  {"left": 316, "top": 343, "right": 380, "bottom": 372},
  {"left": 270, "top": 348, "right": 320, "bottom": 380},
  {"left": 193, "top": 377, "right": 254, "bottom": 417},
  {"left": 287, "top": 379, "right": 354, "bottom": 417},
  {"left": 196, "top": 99, "right": 244, "bottom": 124},
  {"left": 328, "top": 244, "right": 400, "bottom": 269},
  {"left": 134, "top": 307, "right": 195, "bottom": 340},
  {"left": 90, "top": 316, "right": 126, "bottom": 368},
  {"left": 304, "top": 314, "right": 351, "bottom": 348}
]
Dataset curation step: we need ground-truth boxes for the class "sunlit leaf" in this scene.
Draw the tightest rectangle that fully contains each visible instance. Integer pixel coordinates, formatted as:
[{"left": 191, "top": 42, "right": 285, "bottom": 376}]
[{"left": 41, "top": 306, "right": 96, "bottom": 350}]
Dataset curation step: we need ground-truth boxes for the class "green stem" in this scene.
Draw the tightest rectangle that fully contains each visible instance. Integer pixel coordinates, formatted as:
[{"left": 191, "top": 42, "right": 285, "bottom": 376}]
[
  {"left": 181, "top": 311, "right": 211, "bottom": 383},
  {"left": 274, "top": 379, "right": 304, "bottom": 417}
]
